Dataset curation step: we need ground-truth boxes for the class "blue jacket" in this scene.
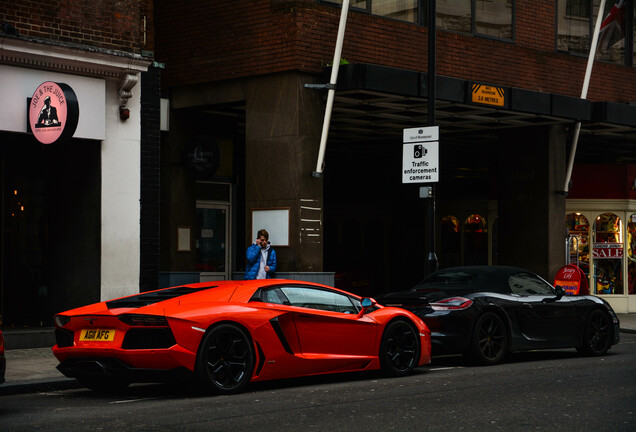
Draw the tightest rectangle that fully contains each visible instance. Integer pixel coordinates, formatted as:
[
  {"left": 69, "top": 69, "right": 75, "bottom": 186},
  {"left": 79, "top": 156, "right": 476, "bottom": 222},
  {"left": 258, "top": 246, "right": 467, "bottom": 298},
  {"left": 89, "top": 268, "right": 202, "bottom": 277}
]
[{"left": 244, "top": 243, "right": 277, "bottom": 280}]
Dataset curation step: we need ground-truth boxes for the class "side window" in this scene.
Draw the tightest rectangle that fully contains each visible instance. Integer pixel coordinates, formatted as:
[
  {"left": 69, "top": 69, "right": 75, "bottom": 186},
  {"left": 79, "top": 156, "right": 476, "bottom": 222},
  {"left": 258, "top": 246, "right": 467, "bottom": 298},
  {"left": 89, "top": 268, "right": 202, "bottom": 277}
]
[
  {"left": 261, "top": 288, "right": 288, "bottom": 305},
  {"left": 279, "top": 286, "right": 358, "bottom": 314},
  {"left": 509, "top": 273, "right": 555, "bottom": 296}
]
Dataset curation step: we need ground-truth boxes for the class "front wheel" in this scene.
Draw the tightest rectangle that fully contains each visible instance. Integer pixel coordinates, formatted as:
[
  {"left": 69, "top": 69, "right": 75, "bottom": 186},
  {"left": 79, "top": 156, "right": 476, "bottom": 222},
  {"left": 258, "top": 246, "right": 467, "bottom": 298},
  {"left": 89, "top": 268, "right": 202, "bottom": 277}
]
[
  {"left": 466, "top": 312, "right": 508, "bottom": 365},
  {"left": 195, "top": 324, "right": 254, "bottom": 395},
  {"left": 577, "top": 309, "right": 612, "bottom": 356},
  {"left": 379, "top": 320, "right": 420, "bottom": 377}
]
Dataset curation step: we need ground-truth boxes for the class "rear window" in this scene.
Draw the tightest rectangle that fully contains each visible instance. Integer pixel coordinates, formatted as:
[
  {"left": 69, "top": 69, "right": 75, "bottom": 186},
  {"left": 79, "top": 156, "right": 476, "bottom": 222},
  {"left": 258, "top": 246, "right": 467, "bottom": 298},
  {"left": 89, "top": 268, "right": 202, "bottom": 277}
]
[{"left": 106, "top": 286, "right": 215, "bottom": 309}]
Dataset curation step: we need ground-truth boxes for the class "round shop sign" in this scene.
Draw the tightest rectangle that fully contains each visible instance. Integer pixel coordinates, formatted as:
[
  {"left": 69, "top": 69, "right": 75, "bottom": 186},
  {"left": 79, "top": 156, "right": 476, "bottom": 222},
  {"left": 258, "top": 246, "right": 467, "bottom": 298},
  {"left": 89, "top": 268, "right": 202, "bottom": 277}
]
[
  {"left": 554, "top": 264, "right": 589, "bottom": 296},
  {"left": 29, "top": 81, "right": 79, "bottom": 145}
]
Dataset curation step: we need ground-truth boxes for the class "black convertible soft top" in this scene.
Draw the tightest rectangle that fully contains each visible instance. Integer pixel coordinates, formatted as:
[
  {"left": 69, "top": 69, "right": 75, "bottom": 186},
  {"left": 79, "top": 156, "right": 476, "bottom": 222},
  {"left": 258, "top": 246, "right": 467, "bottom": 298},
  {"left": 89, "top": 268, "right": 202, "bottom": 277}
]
[{"left": 380, "top": 266, "right": 537, "bottom": 304}]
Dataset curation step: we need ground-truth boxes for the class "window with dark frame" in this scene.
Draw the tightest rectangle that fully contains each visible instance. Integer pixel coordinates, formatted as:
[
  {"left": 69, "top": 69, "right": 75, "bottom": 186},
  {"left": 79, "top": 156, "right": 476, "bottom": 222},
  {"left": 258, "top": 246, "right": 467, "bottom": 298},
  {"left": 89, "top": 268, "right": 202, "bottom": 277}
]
[
  {"left": 322, "top": 0, "right": 514, "bottom": 41},
  {"left": 557, "top": 0, "right": 631, "bottom": 66}
]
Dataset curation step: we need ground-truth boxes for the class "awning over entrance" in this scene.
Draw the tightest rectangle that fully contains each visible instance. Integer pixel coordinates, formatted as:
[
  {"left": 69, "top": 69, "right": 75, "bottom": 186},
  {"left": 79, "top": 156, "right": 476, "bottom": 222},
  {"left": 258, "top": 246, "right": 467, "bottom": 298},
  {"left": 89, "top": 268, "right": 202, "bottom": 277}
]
[{"left": 324, "top": 63, "right": 636, "bottom": 163}]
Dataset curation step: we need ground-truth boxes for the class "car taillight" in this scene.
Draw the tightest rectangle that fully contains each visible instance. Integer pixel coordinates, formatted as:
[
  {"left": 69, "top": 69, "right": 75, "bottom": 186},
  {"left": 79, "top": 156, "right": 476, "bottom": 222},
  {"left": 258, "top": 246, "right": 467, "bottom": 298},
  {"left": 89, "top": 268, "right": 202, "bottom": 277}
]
[
  {"left": 118, "top": 314, "right": 169, "bottom": 326},
  {"left": 0, "top": 332, "right": 4, "bottom": 354},
  {"left": 54, "top": 315, "right": 71, "bottom": 328},
  {"left": 430, "top": 297, "right": 473, "bottom": 311}
]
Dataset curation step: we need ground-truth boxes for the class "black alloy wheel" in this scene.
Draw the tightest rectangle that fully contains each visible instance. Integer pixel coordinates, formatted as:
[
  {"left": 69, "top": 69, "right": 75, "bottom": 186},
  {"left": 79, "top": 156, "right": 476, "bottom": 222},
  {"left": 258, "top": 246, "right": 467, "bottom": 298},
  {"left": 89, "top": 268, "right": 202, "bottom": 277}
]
[
  {"left": 196, "top": 324, "right": 254, "bottom": 394},
  {"left": 468, "top": 312, "right": 508, "bottom": 365},
  {"left": 379, "top": 320, "right": 420, "bottom": 377},
  {"left": 577, "top": 309, "right": 612, "bottom": 356}
]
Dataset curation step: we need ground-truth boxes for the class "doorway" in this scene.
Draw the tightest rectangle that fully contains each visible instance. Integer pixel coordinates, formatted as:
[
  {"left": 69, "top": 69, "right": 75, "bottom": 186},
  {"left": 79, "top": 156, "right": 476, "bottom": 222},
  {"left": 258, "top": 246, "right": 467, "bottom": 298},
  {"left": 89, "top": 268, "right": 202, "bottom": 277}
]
[
  {"left": 0, "top": 133, "right": 100, "bottom": 327},
  {"left": 196, "top": 202, "right": 231, "bottom": 281}
]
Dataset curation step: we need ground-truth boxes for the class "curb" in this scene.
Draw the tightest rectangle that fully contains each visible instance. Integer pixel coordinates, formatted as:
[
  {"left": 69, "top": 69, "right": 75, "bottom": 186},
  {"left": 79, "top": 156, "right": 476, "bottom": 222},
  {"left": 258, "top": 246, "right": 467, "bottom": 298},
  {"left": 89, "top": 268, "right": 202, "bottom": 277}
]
[{"left": 0, "top": 377, "right": 79, "bottom": 396}]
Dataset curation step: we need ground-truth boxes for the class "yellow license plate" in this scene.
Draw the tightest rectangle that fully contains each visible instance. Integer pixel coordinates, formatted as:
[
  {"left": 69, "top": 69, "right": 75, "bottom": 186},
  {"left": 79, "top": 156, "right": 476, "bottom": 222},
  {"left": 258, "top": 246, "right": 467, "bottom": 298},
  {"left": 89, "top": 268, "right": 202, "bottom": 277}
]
[{"left": 80, "top": 329, "right": 116, "bottom": 342}]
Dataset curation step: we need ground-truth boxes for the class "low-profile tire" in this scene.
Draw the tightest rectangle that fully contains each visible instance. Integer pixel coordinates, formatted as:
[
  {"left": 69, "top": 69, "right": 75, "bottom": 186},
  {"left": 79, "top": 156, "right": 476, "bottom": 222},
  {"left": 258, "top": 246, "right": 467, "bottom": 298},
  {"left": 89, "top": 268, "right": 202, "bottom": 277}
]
[
  {"left": 467, "top": 312, "right": 508, "bottom": 366},
  {"left": 195, "top": 324, "right": 254, "bottom": 395},
  {"left": 576, "top": 309, "right": 612, "bottom": 356},
  {"left": 379, "top": 320, "right": 420, "bottom": 377},
  {"left": 77, "top": 376, "right": 130, "bottom": 392}
]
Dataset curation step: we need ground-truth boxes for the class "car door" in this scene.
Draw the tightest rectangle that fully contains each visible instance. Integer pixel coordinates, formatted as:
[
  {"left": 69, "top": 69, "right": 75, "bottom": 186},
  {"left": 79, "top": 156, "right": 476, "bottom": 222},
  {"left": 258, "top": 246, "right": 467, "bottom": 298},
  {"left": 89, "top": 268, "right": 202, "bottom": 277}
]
[
  {"left": 508, "top": 273, "right": 579, "bottom": 349},
  {"left": 277, "top": 285, "right": 378, "bottom": 358}
]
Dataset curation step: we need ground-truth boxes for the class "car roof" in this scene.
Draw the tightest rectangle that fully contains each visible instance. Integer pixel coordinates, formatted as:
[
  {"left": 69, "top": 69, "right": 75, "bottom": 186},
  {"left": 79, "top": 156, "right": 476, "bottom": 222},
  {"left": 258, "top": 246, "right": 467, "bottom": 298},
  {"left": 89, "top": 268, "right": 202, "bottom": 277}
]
[
  {"left": 414, "top": 266, "right": 537, "bottom": 293},
  {"left": 105, "top": 279, "right": 353, "bottom": 310}
]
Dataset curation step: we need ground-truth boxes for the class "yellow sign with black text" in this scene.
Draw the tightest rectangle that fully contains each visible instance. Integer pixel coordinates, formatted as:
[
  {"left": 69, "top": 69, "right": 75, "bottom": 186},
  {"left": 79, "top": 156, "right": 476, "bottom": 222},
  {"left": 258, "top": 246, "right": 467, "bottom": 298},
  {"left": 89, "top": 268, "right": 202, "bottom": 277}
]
[{"left": 471, "top": 84, "right": 505, "bottom": 107}]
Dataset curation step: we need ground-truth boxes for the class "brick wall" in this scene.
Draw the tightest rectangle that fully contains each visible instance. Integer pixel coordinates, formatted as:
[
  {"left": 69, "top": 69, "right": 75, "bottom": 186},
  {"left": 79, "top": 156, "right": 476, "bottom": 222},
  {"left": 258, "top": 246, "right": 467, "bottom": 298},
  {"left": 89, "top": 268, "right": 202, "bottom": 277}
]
[
  {"left": 0, "top": 0, "right": 154, "bottom": 55},
  {"left": 155, "top": 0, "right": 636, "bottom": 103}
]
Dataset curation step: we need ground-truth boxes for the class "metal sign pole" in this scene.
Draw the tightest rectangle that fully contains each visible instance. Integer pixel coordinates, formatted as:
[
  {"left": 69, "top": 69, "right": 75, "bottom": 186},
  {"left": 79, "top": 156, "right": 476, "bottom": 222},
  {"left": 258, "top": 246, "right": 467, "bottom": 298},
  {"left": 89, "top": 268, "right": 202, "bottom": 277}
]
[{"left": 426, "top": 0, "right": 438, "bottom": 275}]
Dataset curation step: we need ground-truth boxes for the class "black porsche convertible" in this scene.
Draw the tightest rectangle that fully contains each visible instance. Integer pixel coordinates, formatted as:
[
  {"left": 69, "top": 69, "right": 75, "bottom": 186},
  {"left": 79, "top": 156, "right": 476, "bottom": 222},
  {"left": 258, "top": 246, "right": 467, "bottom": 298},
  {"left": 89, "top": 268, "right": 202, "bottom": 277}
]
[{"left": 379, "top": 266, "right": 620, "bottom": 365}]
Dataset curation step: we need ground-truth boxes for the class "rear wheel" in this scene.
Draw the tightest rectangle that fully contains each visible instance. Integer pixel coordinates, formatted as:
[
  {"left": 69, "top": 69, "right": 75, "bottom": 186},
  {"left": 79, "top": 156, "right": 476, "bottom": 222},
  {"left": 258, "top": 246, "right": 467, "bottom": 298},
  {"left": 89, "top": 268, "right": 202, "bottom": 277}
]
[
  {"left": 379, "top": 320, "right": 420, "bottom": 377},
  {"left": 467, "top": 312, "right": 508, "bottom": 365},
  {"left": 577, "top": 309, "right": 612, "bottom": 356},
  {"left": 195, "top": 324, "right": 254, "bottom": 395}
]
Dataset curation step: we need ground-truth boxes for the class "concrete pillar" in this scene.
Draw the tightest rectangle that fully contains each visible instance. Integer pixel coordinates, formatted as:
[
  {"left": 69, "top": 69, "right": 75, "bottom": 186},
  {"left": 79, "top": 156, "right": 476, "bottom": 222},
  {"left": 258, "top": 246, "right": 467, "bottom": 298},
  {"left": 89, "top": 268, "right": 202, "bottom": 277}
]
[
  {"left": 244, "top": 72, "right": 324, "bottom": 272},
  {"left": 497, "top": 125, "right": 567, "bottom": 281}
]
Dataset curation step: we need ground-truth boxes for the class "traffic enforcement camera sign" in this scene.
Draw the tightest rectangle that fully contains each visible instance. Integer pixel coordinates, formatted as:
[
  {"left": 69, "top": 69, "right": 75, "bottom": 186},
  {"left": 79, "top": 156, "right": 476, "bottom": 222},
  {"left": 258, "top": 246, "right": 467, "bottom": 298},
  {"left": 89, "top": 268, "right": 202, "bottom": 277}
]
[{"left": 402, "top": 126, "right": 439, "bottom": 184}]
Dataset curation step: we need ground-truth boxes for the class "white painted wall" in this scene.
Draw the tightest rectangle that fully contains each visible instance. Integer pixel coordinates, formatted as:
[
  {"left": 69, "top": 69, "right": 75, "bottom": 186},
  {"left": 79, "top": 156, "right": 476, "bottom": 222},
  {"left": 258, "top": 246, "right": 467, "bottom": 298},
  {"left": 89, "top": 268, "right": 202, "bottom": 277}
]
[
  {"left": 1, "top": 63, "right": 141, "bottom": 302},
  {"left": 0, "top": 64, "right": 105, "bottom": 139},
  {"left": 100, "top": 78, "right": 141, "bottom": 301}
]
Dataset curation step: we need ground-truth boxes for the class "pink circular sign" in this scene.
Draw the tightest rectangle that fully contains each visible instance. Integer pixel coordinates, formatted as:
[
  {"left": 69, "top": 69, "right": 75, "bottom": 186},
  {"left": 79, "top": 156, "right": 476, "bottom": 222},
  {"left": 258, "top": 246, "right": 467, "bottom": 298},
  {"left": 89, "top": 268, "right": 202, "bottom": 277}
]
[{"left": 29, "top": 81, "right": 79, "bottom": 145}]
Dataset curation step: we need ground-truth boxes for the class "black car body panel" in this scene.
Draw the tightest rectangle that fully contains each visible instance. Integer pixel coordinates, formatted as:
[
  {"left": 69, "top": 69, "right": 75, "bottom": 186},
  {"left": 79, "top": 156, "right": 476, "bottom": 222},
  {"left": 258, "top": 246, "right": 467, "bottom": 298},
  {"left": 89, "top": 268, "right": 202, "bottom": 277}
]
[{"left": 379, "top": 266, "right": 620, "bottom": 360}]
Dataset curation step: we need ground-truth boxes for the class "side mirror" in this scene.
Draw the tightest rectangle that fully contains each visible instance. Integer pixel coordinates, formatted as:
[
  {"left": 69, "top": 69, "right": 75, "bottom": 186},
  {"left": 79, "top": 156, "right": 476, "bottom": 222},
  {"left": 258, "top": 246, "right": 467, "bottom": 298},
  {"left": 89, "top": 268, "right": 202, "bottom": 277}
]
[
  {"left": 357, "top": 297, "right": 376, "bottom": 318},
  {"left": 543, "top": 286, "right": 565, "bottom": 303}
]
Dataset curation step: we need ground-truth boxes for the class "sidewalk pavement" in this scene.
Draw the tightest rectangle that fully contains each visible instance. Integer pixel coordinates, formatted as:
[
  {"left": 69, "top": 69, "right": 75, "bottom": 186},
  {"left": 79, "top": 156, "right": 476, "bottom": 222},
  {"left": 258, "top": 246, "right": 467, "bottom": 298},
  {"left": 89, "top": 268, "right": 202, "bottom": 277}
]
[{"left": 1, "top": 314, "right": 635, "bottom": 396}]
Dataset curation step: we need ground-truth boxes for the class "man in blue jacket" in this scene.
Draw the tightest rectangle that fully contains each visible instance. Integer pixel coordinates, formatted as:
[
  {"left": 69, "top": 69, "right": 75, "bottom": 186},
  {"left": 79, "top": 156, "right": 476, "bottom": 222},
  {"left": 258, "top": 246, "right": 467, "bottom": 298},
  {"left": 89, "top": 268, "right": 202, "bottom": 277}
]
[{"left": 244, "top": 229, "right": 277, "bottom": 279}]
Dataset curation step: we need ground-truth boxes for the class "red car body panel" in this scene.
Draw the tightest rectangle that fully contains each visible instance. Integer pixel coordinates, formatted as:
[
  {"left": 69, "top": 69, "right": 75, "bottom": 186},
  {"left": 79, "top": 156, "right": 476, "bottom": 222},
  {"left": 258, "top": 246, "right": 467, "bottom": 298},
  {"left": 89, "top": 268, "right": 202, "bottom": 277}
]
[{"left": 52, "top": 280, "right": 431, "bottom": 386}]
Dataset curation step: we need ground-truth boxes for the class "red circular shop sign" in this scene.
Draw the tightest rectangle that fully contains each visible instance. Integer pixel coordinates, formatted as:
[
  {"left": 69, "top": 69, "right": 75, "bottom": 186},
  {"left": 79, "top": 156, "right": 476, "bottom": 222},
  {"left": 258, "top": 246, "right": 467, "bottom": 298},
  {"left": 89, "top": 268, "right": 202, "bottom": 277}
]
[
  {"left": 554, "top": 264, "right": 589, "bottom": 295},
  {"left": 29, "top": 81, "right": 79, "bottom": 145}
]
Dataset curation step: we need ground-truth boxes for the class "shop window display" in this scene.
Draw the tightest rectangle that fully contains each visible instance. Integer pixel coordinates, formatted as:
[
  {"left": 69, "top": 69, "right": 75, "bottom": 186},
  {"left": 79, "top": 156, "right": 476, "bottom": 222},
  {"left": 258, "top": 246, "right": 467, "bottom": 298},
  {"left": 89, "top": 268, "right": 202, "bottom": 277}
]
[
  {"left": 491, "top": 218, "right": 499, "bottom": 265},
  {"left": 440, "top": 215, "right": 461, "bottom": 267},
  {"left": 628, "top": 214, "right": 636, "bottom": 295},
  {"left": 593, "top": 213, "right": 623, "bottom": 295},
  {"left": 566, "top": 212, "right": 590, "bottom": 276},
  {"left": 464, "top": 214, "right": 487, "bottom": 265}
]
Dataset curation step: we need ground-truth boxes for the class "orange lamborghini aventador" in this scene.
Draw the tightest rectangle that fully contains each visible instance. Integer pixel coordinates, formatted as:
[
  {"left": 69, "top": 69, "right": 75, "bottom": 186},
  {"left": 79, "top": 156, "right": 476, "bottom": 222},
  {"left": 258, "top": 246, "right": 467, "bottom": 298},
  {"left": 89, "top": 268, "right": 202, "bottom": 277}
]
[{"left": 52, "top": 279, "right": 431, "bottom": 394}]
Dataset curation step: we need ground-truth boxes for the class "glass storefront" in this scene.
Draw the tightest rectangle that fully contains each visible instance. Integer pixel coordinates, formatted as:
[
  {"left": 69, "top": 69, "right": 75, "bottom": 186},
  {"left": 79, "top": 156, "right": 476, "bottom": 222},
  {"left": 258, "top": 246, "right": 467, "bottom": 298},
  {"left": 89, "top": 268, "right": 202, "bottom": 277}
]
[
  {"left": 566, "top": 210, "right": 636, "bottom": 297},
  {"left": 627, "top": 214, "right": 636, "bottom": 295},
  {"left": 593, "top": 213, "right": 623, "bottom": 294},
  {"left": 439, "top": 213, "right": 489, "bottom": 267},
  {"left": 464, "top": 214, "right": 488, "bottom": 265},
  {"left": 566, "top": 212, "right": 590, "bottom": 277}
]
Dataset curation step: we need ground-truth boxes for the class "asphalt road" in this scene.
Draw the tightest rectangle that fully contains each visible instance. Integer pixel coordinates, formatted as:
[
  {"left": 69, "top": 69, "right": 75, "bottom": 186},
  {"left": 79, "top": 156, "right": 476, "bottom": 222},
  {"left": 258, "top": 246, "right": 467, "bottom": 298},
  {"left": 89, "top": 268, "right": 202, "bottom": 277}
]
[{"left": 1, "top": 334, "right": 635, "bottom": 432}]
